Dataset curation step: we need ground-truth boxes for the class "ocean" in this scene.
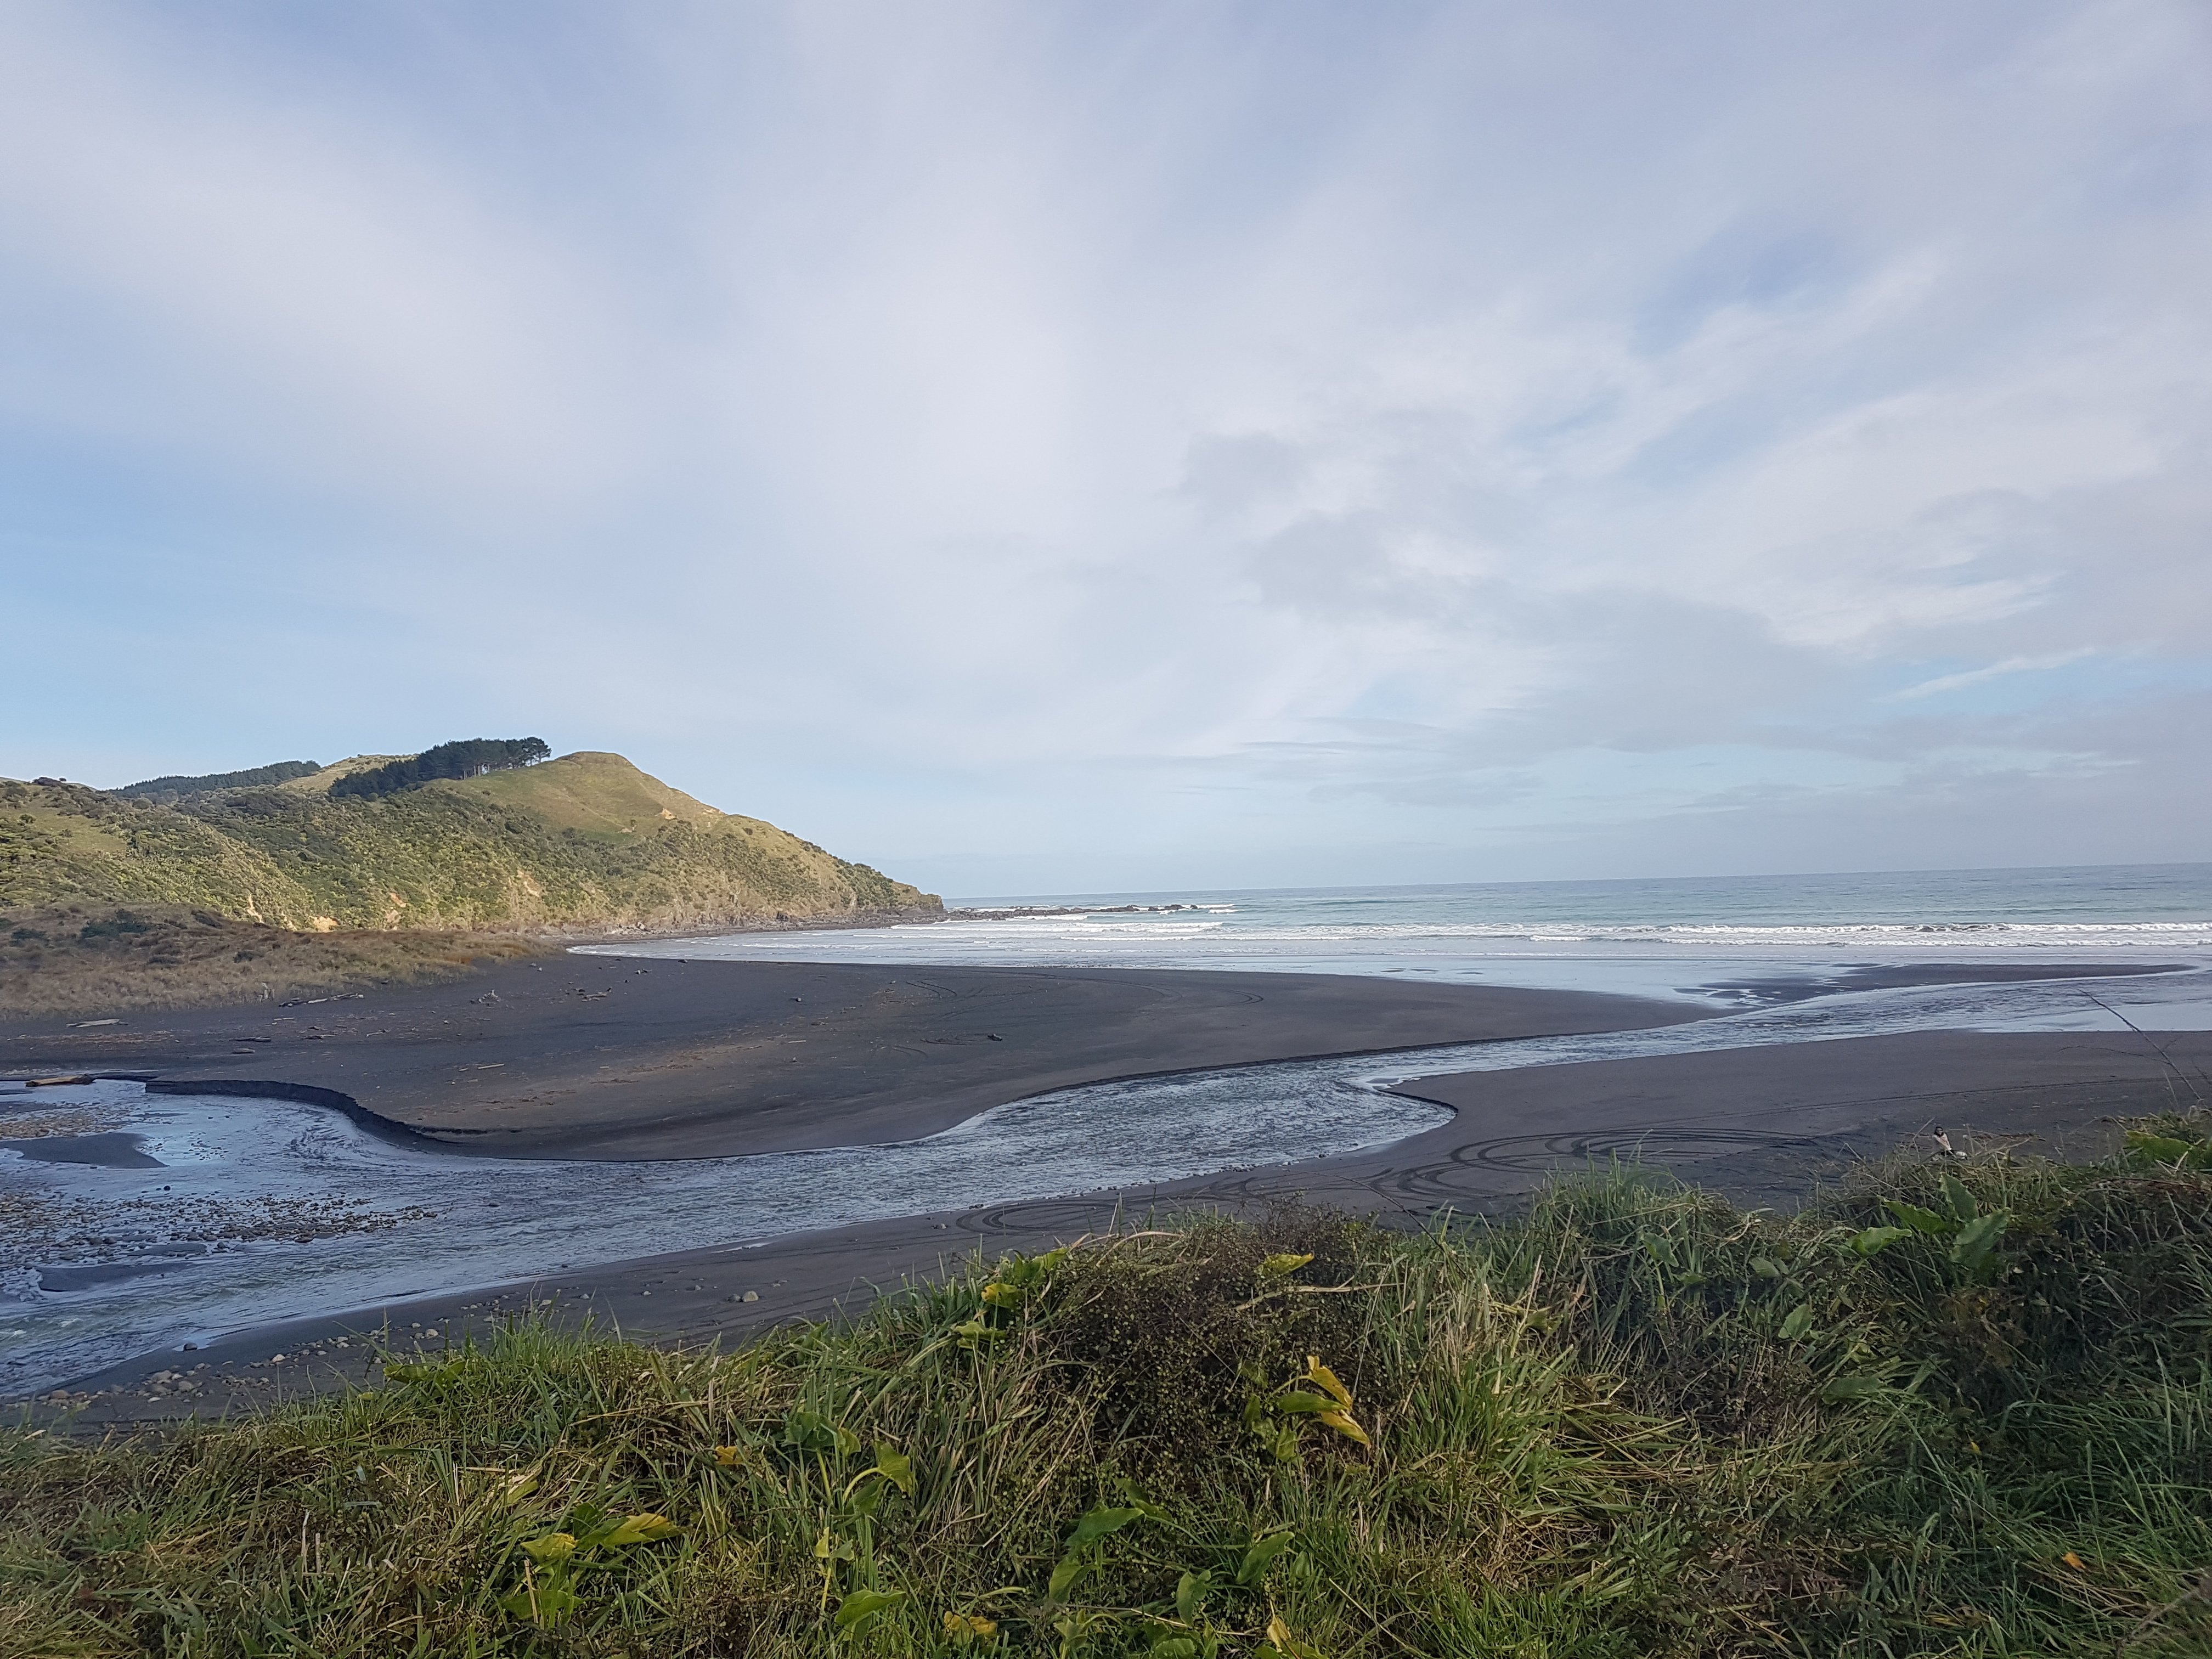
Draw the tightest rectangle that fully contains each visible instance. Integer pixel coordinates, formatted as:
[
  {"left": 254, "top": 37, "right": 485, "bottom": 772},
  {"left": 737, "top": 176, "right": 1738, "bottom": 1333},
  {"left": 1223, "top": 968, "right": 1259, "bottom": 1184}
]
[{"left": 592, "top": 862, "right": 2212, "bottom": 1016}]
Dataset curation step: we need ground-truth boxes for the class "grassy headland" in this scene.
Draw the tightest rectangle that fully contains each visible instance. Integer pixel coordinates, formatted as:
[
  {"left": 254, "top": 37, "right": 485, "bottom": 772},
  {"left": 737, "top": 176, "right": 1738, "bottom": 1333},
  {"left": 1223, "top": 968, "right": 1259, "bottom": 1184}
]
[
  {"left": 0, "top": 751, "right": 940, "bottom": 1012},
  {"left": 9, "top": 1130, "right": 2212, "bottom": 1655}
]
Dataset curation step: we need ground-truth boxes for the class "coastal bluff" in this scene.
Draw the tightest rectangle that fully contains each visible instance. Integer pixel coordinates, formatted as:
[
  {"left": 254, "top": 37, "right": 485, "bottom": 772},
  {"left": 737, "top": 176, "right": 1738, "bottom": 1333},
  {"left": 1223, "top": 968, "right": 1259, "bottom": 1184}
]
[{"left": 0, "top": 749, "right": 940, "bottom": 938}]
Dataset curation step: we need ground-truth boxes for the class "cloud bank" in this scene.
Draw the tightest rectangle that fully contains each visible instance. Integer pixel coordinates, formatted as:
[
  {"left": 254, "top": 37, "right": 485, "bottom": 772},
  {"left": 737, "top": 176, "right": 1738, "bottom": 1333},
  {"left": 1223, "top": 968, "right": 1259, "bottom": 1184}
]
[{"left": 2, "top": 1, "right": 2207, "bottom": 893}]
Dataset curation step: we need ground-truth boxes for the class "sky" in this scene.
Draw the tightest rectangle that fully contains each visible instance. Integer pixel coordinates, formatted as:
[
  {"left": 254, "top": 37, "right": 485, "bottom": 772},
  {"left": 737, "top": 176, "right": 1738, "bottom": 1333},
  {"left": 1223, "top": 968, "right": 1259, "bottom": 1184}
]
[{"left": 3, "top": 1, "right": 2209, "bottom": 898}]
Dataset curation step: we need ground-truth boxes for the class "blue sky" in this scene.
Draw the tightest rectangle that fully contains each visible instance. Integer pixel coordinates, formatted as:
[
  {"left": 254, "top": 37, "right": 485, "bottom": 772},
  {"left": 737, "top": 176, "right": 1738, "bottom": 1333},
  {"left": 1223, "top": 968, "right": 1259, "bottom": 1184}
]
[{"left": 3, "top": 1, "right": 2209, "bottom": 896}]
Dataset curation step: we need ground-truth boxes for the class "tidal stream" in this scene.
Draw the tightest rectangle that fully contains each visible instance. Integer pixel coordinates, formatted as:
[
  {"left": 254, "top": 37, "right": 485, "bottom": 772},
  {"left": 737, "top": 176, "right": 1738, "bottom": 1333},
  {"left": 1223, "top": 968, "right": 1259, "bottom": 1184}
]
[{"left": 7, "top": 965, "right": 2211, "bottom": 1397}]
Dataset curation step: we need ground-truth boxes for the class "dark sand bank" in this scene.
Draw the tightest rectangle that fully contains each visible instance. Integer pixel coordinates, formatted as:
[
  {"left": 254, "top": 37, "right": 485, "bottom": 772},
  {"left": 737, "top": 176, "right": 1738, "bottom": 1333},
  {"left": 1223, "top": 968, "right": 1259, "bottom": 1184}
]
[
  {"left": 1375, "top": 1025, "right": 2212, "bottom": 1205},
  {"left": 1, "top": 957, "right": 1703, "bottom": 1158},
  {"left": 46, "top": 1024, "right": 2212, "bottom": 1425}
]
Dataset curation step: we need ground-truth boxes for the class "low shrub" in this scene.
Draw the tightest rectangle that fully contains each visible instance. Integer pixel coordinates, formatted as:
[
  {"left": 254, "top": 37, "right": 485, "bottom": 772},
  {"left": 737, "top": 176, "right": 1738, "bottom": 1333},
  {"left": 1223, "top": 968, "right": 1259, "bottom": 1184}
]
[{"left": 8, "top": 1136, "right": 2212, "bottom": 1654}]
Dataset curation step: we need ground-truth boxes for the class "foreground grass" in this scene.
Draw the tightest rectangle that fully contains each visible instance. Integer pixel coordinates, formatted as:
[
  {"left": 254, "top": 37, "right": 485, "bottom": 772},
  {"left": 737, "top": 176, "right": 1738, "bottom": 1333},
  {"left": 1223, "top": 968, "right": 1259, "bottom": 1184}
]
[
  {"left": 9, "top": 1135, "right": 2212, "bottom": 1656},
  {"left": 0, "top": 904, "right": 556, "bottom": 1017}
]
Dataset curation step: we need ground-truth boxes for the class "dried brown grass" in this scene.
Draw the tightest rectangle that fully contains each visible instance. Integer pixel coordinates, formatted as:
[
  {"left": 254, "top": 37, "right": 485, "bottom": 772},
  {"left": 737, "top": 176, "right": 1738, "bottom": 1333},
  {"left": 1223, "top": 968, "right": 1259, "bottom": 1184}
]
[{"left": 0, "top": 904, "right": 557, "bottom": 1017}]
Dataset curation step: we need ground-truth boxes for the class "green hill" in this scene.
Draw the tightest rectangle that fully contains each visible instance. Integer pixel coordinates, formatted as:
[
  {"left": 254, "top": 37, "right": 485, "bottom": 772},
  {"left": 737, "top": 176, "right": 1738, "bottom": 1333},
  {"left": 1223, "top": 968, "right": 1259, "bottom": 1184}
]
[
  {"left": 0, "top": 751, "right": 941, "bottom": 935},
  {"left": 117, "top": 759, "right": 324, "bottom": 799}
]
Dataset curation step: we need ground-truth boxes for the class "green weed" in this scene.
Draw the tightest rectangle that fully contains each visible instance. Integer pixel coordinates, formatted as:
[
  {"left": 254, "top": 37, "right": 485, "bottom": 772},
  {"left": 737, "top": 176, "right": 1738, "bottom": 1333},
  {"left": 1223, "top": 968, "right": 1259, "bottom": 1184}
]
[{"left": 8, "top": 1135, "right": 2212, "bottom": 1653}]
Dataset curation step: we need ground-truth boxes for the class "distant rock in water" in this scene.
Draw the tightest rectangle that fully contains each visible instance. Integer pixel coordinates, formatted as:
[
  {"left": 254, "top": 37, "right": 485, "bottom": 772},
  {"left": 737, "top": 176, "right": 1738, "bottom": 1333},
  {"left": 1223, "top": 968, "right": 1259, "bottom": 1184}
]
[{"left": 0, "top": 751, "right": 941, "bottom": 935}]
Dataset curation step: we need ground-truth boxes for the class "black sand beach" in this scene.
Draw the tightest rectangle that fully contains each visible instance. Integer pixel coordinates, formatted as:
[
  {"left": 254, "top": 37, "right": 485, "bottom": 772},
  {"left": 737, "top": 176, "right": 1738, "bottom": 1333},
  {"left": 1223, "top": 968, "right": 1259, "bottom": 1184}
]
[
  {"left": 14, "top": 955, "right": 2205, "bottom": 1421},
  {"left": 0, "top": 956, "right": 1708, "bottom": 1157}
]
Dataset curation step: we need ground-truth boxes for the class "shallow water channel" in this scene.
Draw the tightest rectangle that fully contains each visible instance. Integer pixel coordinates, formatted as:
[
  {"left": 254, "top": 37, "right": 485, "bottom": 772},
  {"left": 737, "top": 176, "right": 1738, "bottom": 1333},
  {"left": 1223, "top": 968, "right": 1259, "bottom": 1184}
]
[{"left": 5, "top": 965, "right": 2211, "bottom": 1397}]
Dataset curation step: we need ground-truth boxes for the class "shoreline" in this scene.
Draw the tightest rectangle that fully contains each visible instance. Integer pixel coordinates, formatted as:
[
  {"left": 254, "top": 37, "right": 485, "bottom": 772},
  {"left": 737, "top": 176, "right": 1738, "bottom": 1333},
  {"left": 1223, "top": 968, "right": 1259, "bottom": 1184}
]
[
  {"left": 544, "top": 901, "right": 950, "bottom": 944},
  {"left": 9, "top": 958, "right": 2206, "bottom": 1415},
  {"left": 20, "top": 957, "right": 2191, "bottom": 1163}
]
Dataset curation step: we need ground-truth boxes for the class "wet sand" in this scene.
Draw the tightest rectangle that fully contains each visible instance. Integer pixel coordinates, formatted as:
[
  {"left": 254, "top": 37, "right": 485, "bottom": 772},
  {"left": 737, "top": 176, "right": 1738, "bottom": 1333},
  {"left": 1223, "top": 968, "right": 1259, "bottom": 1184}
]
[
  {"left": 0, "top": 955, "right": 1707, "bottom": 1159},
  {"left": 41, "top": 1020, "right": 2211, "bottom": 1425},
  {"left": 1, "top": 957, "right": 1704, "bottom": 1159},
  {"left": 4, "top": 956, "right": 2172, "bottom": 1159}
]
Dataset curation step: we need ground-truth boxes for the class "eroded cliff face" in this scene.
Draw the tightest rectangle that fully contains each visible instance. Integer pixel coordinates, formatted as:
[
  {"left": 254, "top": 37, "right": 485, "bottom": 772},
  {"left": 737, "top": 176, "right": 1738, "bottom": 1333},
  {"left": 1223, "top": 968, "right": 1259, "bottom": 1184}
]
[{"left": 0, "top": 753, "right": 943, "bottom": 935}]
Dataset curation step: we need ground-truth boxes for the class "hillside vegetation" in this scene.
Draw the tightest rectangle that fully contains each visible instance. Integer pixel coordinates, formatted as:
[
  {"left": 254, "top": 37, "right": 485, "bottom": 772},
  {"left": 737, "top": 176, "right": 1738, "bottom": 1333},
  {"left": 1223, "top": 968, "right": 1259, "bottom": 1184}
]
[
  {"left": 331, "top": 737, "right": 552, "bottom": 801},
  {"left": 117, "top": 760, "right": 324, "bottom": 799},
  {"left": 0, "top": 751, "right": 940, "bottom": 938},
  {"left": 9, "top": 1133, "right": 2212, "bottom": 1656}
]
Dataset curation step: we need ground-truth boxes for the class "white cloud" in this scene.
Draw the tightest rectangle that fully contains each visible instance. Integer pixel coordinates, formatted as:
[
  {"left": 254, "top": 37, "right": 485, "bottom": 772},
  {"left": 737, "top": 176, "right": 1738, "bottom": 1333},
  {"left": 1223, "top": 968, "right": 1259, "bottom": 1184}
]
[
  {"left": 0, "top": 5, "right": 657, "bottom": 524},
  {"left": 1891, "top": 651, "right": 2099, "bottom": 702},
  {"left": 2, "top": 0, "right": 2208, "bottom": 887}
]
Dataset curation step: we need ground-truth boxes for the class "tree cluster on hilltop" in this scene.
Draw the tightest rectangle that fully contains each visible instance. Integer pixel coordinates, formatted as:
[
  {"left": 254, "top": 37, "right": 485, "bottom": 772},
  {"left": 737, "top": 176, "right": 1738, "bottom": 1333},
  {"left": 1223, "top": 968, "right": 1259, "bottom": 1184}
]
[
  {"left": 118, "top": 760, "right": 324, "bottom": 799},
  {"left": 329, "top": 738, "right": 551, "bottom": 801}
]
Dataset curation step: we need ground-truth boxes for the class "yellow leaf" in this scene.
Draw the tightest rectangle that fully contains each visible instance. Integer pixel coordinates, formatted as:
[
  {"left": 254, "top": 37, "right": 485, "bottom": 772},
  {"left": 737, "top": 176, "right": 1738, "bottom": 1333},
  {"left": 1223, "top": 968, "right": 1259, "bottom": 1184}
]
[
  {"left": 2062, "top": 1551, "right": 2085, "bottom": 1570},
  {"left": 518, "top": 1532, "right": 575, "bottom": 1565},
  {"left": 1303, "top": 1356, "right": 1355, "bottom": 1410},
  {"left": 713, "top": 1445, "right": 742, "bottom": 1468},
  {"left": 1261, "top": 1252, "right": 1314, "bottom": 1276},
  {"left": 944, "top": 1611, "right": 999, "bottom": 1640},
  {"left": 602, "top": 1513, "right": 680, "bottom": 1548},
  {"left": 1316, "top": 1408, "right": 1371, "bottom": 1447},
  {"left": 1265, "top": 1613, "right": 1328, "bottom": 1659}
]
